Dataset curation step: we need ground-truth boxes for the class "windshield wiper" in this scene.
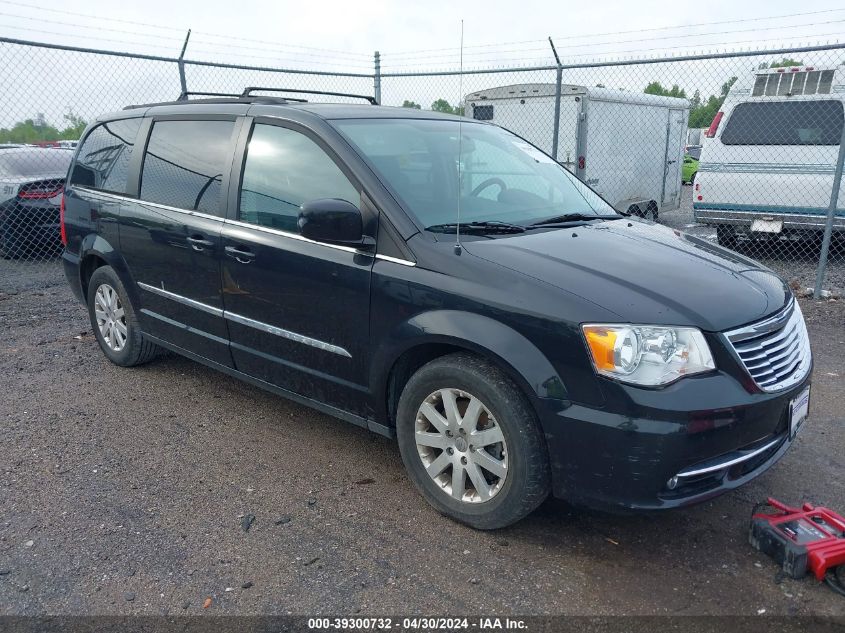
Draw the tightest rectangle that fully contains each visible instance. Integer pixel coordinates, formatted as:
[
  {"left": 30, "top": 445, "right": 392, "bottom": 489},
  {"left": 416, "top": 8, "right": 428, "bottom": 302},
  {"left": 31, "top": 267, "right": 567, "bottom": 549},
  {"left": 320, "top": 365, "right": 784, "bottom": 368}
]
[
  {"left": 426, "top": 221, "right": 526, "bottom": 234},
  {"left": 526, "top": 213, "right": 623, "bottom": 228}
]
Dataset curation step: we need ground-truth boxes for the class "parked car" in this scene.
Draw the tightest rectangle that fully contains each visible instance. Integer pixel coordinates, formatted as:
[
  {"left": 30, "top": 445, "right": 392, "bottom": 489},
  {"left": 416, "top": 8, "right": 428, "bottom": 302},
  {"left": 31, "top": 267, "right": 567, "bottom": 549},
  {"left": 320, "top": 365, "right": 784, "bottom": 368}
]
[
  {"left": 682, "top": 152, "right": 699, "bottom": 184},
  {"left": 62, "top": 91, "right": 812, "bottom": 528},
  {"left": 0, "top": 147, "right": 72, "bottom": 258},
  {"left": 694, "top": 66, "right": 844, "bottom": 247}
]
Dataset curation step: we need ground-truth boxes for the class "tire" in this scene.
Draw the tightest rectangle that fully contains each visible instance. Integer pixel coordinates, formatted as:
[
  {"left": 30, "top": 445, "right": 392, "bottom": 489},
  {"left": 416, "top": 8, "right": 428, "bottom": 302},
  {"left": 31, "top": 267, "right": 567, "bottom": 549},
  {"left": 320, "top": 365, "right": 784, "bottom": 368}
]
[
  {"left": 717, "top": 225, "right": 738, "bottom": 250},
  {"left": 646, "top": 201, "right": 659, "bottom": 222},
  {"left": 396, "top": 353, "right": 551, "bottom": 529},
  {"left": 87, "top": 265, "right": 160, "bottom": 367},
  {"left": 0, "top": 224, "right": 20, "bottom": 259}
]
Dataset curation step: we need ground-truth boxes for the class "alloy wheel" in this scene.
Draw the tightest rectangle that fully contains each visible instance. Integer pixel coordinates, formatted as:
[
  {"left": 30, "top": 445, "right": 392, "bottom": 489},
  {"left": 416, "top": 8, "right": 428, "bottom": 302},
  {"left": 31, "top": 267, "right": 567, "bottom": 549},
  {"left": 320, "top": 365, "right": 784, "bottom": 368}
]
[
  {"left": 414, "top": 388, "right": 508, "bottom": 503},
  {"left": 94, "top": 283, "right": 127, "bottom": 352}
]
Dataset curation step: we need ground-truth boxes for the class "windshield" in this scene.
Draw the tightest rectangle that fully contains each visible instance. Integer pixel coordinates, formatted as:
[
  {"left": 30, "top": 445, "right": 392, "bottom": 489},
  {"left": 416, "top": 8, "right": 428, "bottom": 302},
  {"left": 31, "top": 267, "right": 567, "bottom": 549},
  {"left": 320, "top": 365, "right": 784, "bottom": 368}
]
[
  {"left": 0, "top": 149, "right": 72, "bottom": 177},
  {"left": 333, "top": 118, "right": 615, "bottom": 229}
]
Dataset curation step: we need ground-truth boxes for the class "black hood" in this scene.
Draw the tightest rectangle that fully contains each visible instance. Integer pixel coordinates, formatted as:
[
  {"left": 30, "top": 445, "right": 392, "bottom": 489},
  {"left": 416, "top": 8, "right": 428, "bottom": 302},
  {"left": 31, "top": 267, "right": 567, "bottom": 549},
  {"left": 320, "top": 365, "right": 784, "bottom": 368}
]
[{"left": 462, "top": 220, "right": 790, "bottom": 332}]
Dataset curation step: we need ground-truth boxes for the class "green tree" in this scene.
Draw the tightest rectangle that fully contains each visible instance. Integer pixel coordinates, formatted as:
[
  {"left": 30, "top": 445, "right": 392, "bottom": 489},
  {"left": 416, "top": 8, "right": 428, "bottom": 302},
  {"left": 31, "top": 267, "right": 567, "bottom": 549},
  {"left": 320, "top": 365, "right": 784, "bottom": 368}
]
[
  {"left": 0, "top": 118, "right": 60, "bottom": 144},
  {"left": 0, "top": 109, "right": 87, "bottom": 143},
  {"left": 401, "top": 100, "right": 421, "bottom": 109},
  {"left": 643, "top": 81, "right": 687, "bottom": 98},
  {"left": 720, "top": 76, "right": 738, "bottom": 97},
  {"left": 59, "top": 110, "right": 87, "bottom": 139},
  {"left": 431, "top": 98, "right": 455, "bottom": 114},
  {"left": 760, "top": 58, "right": 803, "bottom": 69}
]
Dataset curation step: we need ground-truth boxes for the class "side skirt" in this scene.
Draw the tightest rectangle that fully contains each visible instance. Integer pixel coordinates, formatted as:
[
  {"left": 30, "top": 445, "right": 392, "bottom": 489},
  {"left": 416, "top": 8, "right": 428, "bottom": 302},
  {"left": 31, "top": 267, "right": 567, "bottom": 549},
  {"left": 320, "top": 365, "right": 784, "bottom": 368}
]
[{"left": 142, "top": 332, "right": 395, "bottom": 439}]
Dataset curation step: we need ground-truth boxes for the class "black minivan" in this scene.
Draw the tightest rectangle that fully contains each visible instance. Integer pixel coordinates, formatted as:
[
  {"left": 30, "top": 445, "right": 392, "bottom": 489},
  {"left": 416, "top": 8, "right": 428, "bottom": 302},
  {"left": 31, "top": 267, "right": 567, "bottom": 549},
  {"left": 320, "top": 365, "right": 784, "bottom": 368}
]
[{"left": 61, "top": 90, "right": 812, "bottom": 529}]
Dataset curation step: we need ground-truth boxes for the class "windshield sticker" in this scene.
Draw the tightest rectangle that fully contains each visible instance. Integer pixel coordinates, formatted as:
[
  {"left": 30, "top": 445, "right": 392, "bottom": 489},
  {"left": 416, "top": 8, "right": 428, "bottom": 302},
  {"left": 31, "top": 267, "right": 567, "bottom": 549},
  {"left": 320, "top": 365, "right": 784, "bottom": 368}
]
[{"left": 511, "top": 141, "right": 557, "bottom": 164}]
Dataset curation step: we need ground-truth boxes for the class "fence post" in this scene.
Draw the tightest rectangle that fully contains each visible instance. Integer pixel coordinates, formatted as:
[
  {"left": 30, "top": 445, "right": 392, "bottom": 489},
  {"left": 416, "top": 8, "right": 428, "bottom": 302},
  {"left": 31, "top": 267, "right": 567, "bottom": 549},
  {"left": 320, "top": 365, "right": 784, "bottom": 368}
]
[
  {"left": 177, "top": 29, "right": 191, "bottom": 99},
  {"left": 548, "top": 37, "right": 562, "bottom": 161},
  {"left": 373, "top": 51, "right": 381, "bottom": 105},
  {"left": 813, "top": 122, "right": 845, "bottom": 298}
]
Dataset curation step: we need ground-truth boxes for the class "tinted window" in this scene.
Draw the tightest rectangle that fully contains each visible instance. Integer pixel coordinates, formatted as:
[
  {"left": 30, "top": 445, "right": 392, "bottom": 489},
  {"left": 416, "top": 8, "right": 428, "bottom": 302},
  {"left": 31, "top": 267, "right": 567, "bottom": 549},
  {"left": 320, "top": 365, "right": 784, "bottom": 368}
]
[
  {"left": 140, "top": 120, "right": 235, "bottom": 215},
  {"left": 239, "top": 124, "right": 358, "bottom": 232},
  {"left": 473, "top": 105, "right": 494, "bottom": 121},
  {"left": 70, "top": 119, "right": 141, "bottom": 192},
  {"left": 0, "top": 149, "right": 72, "bottom": 178},
  {"left": 721, "top": 101, "right": 843, "bottom": 146}
]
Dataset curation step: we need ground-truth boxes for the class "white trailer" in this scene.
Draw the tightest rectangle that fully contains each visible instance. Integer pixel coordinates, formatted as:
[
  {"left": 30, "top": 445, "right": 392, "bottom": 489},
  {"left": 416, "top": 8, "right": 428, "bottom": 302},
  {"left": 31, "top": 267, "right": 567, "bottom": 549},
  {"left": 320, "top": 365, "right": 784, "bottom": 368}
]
[{"left": 465, "top": 83, "right": 690, "bottom": 218}]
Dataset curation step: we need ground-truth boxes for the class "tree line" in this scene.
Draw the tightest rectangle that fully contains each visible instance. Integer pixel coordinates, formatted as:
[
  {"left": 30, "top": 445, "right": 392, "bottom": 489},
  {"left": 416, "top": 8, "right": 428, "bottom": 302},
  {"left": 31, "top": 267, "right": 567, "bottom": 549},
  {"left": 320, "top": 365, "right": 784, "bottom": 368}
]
[
  {"left": 0, "top": 110, "right": 87, "bottom": 144},
  {"left": 644, "top": 58, "right": 803, "bottom": 128}
]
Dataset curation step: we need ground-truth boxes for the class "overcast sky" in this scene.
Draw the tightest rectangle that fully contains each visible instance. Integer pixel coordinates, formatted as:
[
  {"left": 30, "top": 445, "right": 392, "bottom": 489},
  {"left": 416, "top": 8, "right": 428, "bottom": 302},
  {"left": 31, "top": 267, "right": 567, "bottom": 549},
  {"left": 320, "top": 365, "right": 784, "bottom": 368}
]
[
  {"left": 0, "top": 0, "right": 843, "bottom": 125},
  {"left": 2, "top": 0, "right": 844, "bottom": 71}
]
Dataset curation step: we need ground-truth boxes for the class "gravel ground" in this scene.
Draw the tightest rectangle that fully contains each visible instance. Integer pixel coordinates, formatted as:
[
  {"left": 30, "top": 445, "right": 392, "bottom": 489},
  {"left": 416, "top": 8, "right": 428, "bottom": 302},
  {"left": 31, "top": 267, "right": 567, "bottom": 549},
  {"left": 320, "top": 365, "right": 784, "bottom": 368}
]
[
  {"left": 662, "top": 186, "right": 845, "bottom": 297},
  {"left": 0, "top": 269, "right": 844, "bottom": 617}
]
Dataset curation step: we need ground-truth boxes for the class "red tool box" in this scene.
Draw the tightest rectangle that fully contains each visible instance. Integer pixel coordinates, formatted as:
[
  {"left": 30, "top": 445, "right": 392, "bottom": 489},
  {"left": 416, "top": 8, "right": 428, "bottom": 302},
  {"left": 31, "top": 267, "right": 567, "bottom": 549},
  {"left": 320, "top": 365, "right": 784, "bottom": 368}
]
[{"left": 750, "top": 497, "right": 845, "bottom": 596}]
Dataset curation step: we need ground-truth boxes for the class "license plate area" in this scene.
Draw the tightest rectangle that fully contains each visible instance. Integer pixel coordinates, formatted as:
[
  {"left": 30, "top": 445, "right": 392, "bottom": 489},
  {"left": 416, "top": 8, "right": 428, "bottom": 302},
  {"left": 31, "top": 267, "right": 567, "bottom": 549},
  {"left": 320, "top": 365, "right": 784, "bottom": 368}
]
[
  {"left": 751, "top": 218, "right": 783, "bottom": 234},
  {"left": 789, "top": 386, "right": 810, "bottom": 439}
]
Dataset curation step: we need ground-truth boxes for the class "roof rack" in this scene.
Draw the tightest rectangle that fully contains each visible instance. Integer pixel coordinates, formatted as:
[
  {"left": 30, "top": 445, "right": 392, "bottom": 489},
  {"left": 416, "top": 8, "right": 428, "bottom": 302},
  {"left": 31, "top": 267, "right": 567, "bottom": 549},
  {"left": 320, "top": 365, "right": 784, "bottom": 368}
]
[
  {"left": 241, "top": 87, "right": 378, "bottom": 105},
  {"left": 176, "top": 90, "right": 309, "bottom": 102},
  {"left": 123, "top": 87, "right": 378, "bottom": 111}
]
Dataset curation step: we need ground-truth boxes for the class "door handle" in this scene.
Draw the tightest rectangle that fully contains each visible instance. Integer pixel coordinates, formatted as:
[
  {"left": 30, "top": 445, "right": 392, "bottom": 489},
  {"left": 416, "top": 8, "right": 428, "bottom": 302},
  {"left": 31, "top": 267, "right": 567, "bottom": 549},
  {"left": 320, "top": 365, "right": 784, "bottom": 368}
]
[
  {"left": 186, "top": 235, "right": 215, "bottom": 251},
  {"left": 225, "top": 245, "right": 255, "bottom": 264}
]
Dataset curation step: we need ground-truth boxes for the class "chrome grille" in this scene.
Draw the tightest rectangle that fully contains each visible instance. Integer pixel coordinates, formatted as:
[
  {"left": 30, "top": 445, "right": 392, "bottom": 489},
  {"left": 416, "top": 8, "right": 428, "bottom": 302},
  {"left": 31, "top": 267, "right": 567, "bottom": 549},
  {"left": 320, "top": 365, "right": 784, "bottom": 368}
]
[{"left": 724, "top": 300, "right": 812, "bottom": 392}]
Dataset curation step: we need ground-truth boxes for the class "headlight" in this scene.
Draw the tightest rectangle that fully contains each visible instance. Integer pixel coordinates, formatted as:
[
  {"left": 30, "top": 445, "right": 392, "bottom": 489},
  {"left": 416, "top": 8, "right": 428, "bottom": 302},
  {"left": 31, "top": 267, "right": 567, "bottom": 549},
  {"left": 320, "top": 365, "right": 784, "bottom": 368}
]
[{"left": 582, "top": 324, "right": 715, "bottom": 386}]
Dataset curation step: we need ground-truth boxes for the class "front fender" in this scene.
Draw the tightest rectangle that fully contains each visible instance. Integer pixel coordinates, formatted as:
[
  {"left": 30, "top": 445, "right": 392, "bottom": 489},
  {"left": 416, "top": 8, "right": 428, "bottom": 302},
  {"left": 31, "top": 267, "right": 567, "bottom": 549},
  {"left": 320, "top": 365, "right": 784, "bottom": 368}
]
[{"left": 372, "top": 309, "right": 570, "bottom": 420}]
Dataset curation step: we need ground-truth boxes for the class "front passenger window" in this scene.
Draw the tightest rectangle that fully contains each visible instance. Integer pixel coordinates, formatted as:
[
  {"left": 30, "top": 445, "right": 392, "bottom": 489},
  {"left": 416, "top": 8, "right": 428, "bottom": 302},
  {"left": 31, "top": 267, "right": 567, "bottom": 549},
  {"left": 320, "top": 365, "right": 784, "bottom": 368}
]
[{"left": 239, "top": 124, "right": 359, "bottom": 232}]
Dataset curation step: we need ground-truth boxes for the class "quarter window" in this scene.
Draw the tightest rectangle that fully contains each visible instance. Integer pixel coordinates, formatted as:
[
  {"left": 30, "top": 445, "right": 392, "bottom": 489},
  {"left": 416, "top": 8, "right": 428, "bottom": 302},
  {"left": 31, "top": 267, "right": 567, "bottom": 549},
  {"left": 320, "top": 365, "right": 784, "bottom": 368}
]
[
  {"left": 140, "top": 120, "right": 235, "bottom": 216},
  {"left": 239, "top": 124, "right": 359, "bottom": 232},
  {"left": 70, "top": 118, "right": 142, "bottom": 193}
]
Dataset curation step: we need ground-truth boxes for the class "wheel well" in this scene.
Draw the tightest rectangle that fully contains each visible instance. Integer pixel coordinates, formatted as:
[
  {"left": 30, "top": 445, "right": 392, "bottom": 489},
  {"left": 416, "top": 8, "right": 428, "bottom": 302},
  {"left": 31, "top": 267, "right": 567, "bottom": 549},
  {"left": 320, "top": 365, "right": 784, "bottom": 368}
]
[
  {"left": 80, "top": 254, "right": 107, "bottom": 298},
  {"left": 384, "top": 342, "right": 537, "bottom": 429}
]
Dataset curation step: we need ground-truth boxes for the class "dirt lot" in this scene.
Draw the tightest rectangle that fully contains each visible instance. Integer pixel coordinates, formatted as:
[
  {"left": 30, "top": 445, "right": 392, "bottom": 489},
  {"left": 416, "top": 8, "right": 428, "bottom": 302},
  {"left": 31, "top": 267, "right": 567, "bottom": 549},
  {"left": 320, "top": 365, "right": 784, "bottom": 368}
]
[{"left": 1, "top": 268, "right": 844, "bottom": 618}]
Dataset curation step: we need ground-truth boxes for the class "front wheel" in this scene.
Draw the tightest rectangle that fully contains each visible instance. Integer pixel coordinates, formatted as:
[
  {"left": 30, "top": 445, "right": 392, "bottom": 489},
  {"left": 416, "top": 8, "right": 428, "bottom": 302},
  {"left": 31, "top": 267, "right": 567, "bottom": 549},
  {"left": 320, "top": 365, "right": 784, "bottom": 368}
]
[{"left": 396, "top": 353, "right": 551, "bottom": 529}]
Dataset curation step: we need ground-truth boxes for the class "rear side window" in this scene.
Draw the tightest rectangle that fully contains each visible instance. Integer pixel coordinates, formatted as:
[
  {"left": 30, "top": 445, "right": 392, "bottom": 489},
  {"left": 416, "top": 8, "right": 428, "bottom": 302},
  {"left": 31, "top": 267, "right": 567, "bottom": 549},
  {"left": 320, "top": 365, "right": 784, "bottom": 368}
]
[
  {"left": 70, "top": 118, "right": 142, "bottom": 192},
  {"left": 239, "top": 124, "right": 358, "bottom": 232},
  {"left": 140, "top": 120, "right": 235, "bottom": 216},
  {"left": 720, "top": 101, "right": 843, "bottom": 146}
]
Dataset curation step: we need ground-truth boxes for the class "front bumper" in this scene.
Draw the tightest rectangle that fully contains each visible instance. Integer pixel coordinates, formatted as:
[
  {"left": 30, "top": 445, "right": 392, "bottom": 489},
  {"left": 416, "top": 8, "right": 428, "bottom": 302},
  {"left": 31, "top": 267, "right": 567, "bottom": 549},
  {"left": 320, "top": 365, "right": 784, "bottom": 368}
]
[{"left": 540, "top": 368, "right": 811, "bottom": 512}]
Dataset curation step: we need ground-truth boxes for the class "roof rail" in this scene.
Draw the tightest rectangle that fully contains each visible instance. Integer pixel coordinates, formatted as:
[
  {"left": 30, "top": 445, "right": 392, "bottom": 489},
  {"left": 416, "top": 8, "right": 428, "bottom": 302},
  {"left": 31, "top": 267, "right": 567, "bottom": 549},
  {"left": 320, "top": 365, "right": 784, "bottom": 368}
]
[
  {"left": 176, "top": 90, "right": 309, "bottom": 102},
  {"left": 177, "top": 90, "right": 244, "bottom": 100},
  {"left": 240, "top": 87, "right": 378, "bottom": 105}
]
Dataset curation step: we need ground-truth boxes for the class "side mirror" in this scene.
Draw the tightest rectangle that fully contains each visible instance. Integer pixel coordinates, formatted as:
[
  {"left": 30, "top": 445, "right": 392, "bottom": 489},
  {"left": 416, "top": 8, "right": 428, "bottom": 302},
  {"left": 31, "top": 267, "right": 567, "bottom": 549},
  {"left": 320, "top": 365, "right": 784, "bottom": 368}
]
[{"left": 298, "top": 198, "right": 370, "bottom": 247}]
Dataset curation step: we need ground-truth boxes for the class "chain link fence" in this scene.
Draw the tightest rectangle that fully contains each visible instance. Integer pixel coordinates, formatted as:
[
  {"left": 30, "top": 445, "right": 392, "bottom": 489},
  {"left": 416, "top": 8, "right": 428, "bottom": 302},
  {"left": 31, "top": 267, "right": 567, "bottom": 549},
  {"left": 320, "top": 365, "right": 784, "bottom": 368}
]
[{"left": 1, "top": 37, "right": 843, "bottom": 301}]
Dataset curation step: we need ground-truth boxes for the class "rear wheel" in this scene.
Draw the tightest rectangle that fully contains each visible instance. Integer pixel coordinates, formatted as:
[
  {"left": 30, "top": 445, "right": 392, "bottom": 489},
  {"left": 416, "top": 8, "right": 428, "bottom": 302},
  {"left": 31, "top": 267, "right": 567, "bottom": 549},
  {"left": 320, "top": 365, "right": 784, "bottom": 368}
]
[
  {"left": 396, "top": 353, "right": 551, "bottom": 529},
  {"left": 717, "top": 225, "right": 738, "bottom": 250},
  {"left": 0, "top": 223, "right": 21, "bottom": 259},
  {"left": 87, "top": 266, "right": 160, "bottom": 367}
]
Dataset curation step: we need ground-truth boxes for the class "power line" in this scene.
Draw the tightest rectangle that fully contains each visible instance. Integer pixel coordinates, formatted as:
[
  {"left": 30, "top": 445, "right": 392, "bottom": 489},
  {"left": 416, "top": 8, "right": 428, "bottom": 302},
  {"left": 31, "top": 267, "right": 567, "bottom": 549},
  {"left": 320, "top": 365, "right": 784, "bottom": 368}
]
[
  {"left": 380, "top": 32, "right": 845, "bottom": 70},
  {"left": 385, "top": 6, "right": 845, "bottom": 56},
  {"left": 188, "top": 36, "right": 373, "bottom": 63},
  {"left": 0, "top": 0, "right": 373, "bottom": 59},
  {"left": 0, "top": 0, "right": 187, "bottom": 32},
  {"left": 0, "top": 9, "right": 186, "bottom": 44},
  {"left": 383, "top": 17, "right": 845, "bottom": 63},
  {"left": 191, "top": 32, "right": 373, "bottom": 60}
]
